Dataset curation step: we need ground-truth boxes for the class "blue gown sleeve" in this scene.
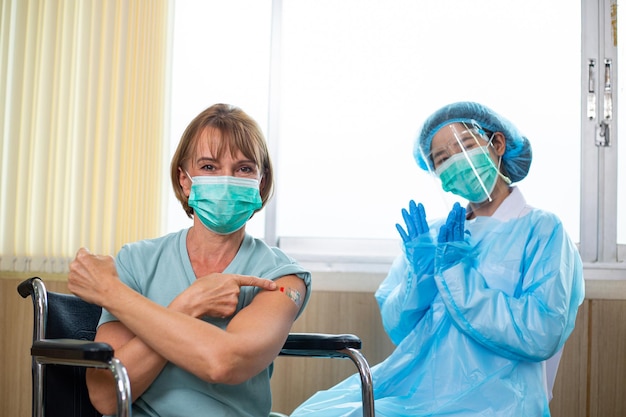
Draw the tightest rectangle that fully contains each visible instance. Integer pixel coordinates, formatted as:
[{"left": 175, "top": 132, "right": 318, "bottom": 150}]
[
  {"left": 433, "top": 212, "right": 584, "bottom": 362},
  {"left": 376, "top": 236, "right": 438, "bottom": 345}
]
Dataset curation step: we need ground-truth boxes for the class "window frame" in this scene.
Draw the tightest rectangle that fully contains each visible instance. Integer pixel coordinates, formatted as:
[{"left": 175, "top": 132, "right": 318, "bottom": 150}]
[{"left": 580, "top": 0, "right": 622, "bottom": 265}]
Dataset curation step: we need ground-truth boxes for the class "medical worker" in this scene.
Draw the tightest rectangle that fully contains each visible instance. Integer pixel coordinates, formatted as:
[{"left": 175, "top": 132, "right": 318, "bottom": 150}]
[
  {"left": 68, "top": 103, "right": 311, "bottom": 417},
  {"left": 291, "top": 101, "right": 584, "bottom": 417}
]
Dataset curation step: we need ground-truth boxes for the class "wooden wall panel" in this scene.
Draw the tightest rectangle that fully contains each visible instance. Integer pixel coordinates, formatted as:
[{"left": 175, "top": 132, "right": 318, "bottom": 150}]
[
  {"left": 2, "top": 275, "right": 625, "bottom": 417},
  {"left": 1, "top": 277, "right": 70, "bottom": 417},
  {"left": 1, "top": 278, "right": 33, "bottom": 417},
  {"left": 589, "top": 299, "right": 626, "bottom": 416},
  {"left": 270, "top": 291, "right": 395, "bottom": 415},
  {"left": 550, "top": 300, "right": 589, "bottom": 417}
]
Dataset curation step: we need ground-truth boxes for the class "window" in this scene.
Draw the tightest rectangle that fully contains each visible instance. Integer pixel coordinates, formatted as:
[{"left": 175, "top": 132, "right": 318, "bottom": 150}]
[
  {"left": 169, "top": 0, "right": 625, "bottom": 270},
  {"left": 581, "top": 0, "right": 623, "bottom": 264},
  {"left": 167, "top": 0, "right": 272, "bottom": 237},
  {"left": 275, "top": 0, "right": 580, "bottom": 242}
]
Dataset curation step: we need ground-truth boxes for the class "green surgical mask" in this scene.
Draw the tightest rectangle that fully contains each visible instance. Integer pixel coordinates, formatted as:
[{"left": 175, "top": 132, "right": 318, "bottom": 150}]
[
  {"left": 187, "top": 175, "right": 262, "bottom": 235},
  {"left": 435, "top": 146, "right": 499, "bottom": 203}
]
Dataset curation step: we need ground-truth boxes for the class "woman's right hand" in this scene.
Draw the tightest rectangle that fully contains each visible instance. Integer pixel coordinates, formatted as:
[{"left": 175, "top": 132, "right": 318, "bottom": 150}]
[
  {"left": 396, "top": 200, "right": 429, "bottom": 243},
  {"left": 68, "top": 247, "right": 123, "bottom": 308},
  {"left": 171, "top": 273, "right": 277, "bottom": 319},
  {"left": 395, "top": 200, "right": 436, "bottom": 276}
]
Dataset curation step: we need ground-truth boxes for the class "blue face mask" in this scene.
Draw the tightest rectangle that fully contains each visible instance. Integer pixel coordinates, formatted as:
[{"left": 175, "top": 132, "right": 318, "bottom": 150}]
[
  {"left": 187, "top": 175, "right": 263, "bottom": 235},
  {"left": 435, "top": 146, "right": 499, "bottom": 203}
]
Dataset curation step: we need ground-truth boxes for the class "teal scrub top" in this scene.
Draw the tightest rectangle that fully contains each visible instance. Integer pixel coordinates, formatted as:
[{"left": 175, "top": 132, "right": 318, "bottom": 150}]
[{"left": 99, "top": 230, "right": 311, "bottom": 417}]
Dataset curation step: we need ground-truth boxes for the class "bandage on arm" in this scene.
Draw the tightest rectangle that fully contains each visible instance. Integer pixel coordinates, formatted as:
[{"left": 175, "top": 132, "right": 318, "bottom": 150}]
[{"left": 279, "top": 286, "right": 302, "bottom": 307}]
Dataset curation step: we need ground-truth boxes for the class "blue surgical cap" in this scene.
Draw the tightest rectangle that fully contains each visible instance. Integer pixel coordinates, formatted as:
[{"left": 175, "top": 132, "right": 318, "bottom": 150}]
[{"left": 414, "top": 101, "right": 532, "bottom": 183}]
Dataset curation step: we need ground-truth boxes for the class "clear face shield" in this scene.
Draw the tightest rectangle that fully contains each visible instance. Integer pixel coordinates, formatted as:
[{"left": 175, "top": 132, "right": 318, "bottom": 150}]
[{"left": 419, "top": 121, "right": 510, "bottom": 207}]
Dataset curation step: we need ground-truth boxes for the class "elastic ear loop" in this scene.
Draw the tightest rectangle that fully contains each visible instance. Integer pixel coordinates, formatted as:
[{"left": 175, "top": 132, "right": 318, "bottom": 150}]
[{"left": 488, "top": 134, "right": 512, "bottom": 185}]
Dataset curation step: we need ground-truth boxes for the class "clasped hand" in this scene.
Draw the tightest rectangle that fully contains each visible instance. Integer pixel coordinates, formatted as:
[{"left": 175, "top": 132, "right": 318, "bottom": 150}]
[
  {"left": 437, "top": 202, "right": 467, "bottom": 243},
  {"left": 396, "top": 200, "right": 468, "bottom": 245},
  {"left": 396, "top": 200, "right": 429, "bottom": 244},
  {"left": 396, "top": 201, "right": 468, "bottom": 270},
  {"left": 396, "top": 200, "right": 434, "bottom": 273}
]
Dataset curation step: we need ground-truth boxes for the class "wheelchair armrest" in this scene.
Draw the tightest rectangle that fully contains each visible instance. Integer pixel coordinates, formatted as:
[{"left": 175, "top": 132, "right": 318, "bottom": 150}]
[
  {"left": 32, "top": 339, "right": 114, "bottom": 364},
  {"left": 280, "top": 333, "right": 362, "bottom": 358},
  {"left": 17, "top": 277, "right": 40, "bottom": 298},
  {"left": 279, "top": 333, "right": 375, "bottom": 416}
]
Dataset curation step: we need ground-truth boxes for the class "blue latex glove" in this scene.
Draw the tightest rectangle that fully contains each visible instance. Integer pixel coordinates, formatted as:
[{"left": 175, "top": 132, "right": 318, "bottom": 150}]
[
  {"left": 396, "top": 200, "right": 428, "bottom": 243},
  {"left": 435, "top": 202, "right": 471, "bottom": 272},
  {"left": 438, "top": 202, "right": 466, "bottom": 243},
  {"left": 395, "top": 200, "right": 435, "bottom": 275},
  {"left": 381, "top": 201, "right": 437, "bottom": 343}
]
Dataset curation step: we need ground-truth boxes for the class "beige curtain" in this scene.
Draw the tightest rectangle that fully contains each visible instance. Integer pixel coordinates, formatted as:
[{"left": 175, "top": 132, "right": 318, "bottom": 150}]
[{"left": 0, "top": 0, "right": 171, "bottom": 273}]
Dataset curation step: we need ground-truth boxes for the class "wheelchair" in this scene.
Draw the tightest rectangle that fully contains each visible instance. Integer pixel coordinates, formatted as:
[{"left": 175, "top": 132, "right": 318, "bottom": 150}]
[{"left": 19, "top": 277, "right": 375, "bottom": 417}]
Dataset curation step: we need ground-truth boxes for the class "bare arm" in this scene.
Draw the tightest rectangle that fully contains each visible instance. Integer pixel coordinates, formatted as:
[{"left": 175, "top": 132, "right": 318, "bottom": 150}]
[
  {"left": 86, "top": 322, "right": 166, "bottom": 413},
  {"left": 91, "top": 273, "right": 303, "bottom": 383}
]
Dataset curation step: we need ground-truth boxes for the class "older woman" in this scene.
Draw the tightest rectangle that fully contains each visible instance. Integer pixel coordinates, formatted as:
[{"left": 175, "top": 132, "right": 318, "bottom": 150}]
[
  {"left": 68, "top": 103, "right": 311, "bottom": 417},
  {"left": 292, "top": 102, "right": 584, "bottom": 417}
]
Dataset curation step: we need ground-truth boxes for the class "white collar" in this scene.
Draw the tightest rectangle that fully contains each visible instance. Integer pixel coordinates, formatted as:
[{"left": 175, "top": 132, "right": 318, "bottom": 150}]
[{"left": 490, "top": 186, "right": 533, "bottom": 222}]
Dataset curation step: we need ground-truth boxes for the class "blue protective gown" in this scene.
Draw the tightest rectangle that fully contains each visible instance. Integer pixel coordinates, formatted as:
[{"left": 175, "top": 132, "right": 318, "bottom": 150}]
[{"left": 291, "top": 188, "right": 584, "bottom": 417}]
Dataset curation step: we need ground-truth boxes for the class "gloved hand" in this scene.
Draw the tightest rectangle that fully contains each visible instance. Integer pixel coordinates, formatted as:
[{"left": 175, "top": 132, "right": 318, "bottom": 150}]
[
  {"left": 396, "top": 201, "right": 435, "bottom": 274},
  {"left": 396, "top": 200, "right": 429, "bottom": 243},
  {"left": 435, "top": 202, "right": 471, "bottom": 272},
  {"left": 437, "top": 202, "right": 466, "bottom": 243}
]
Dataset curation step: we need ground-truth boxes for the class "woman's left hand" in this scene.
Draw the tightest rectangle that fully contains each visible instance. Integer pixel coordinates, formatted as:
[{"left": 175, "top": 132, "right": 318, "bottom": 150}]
[
  {"left": 438, "top": 202, "right": 467, "bottom": 243},
  {"left": 68, "top": 247, "right": 122, "bottom": 306},
  {"left": 171, "top": 273, "right": 277, "bottom": 319}
]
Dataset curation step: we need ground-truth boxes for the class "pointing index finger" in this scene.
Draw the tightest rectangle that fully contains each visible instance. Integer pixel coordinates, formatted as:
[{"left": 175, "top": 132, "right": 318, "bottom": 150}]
[{"left": 235, "top": 275, "right": 277, "bottom": 291}]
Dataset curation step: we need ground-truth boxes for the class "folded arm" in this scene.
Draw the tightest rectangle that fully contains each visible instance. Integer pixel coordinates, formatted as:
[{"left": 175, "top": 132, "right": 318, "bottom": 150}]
[{"left": 70, "top": 249, "right": 305, "bottom": 415}]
